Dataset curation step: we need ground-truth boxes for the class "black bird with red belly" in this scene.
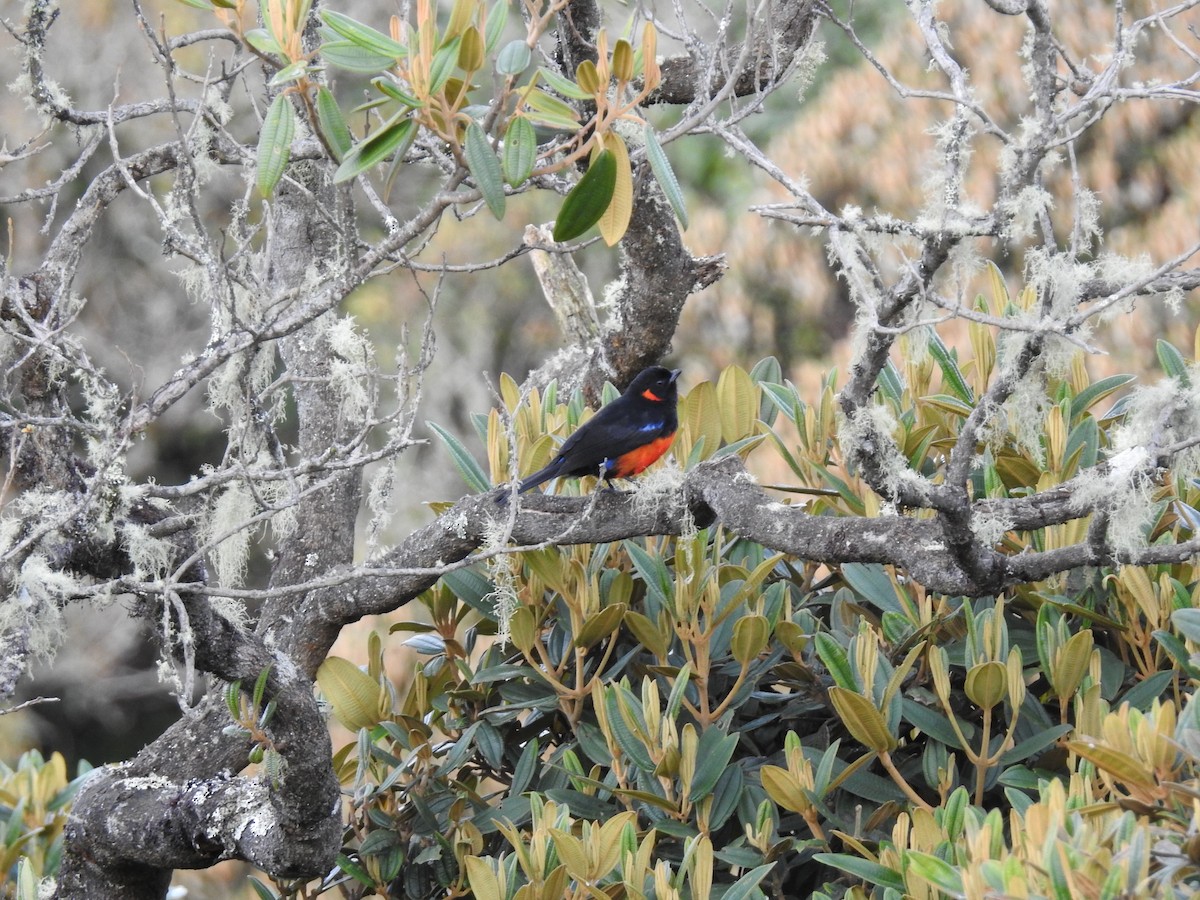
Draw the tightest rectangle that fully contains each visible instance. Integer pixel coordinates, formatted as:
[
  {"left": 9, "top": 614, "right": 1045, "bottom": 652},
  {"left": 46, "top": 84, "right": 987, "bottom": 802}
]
[{"left": 517, "top": 366, "right": 681, "bottom": 494}]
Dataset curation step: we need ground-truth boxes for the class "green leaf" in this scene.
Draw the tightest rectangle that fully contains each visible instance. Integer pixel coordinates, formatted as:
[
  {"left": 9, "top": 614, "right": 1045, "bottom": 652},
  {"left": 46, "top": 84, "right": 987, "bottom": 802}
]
[
  {"left": 463, "top": 123, "right": 506, "bottom": 219},
  {"left": 644, "top": 124, "right": 688, "bottom": 228},
  {"left": 268, "top": 59, "right": 308, "bottom": 87},
  {"left": 320, "top": 10, "right": 406, "bottom": 58},
  {"left": 320, "top": 41, "right": 399, "bottom": 73},
  {"left": 1172, "top": 607, "right": 1200, "bottom": 643},
  {"left": 484, "top": 0, "right": 509, "bottom": 54},
  {"left": 929, "top": 333, "right": 974, "bottom": 404},
  {"left": 840, "top": 563, "right": 905, "bottom": 615},
  {"left": 427, "top": 419, "right": 491, "bottom": 492},
  {"left": 243, "top": 28, "right": 284, "bottom": 57},
  {"left": 510, "top": 737, "right": 539, "bottom": 796},
  {"left": 997, "top": 723, "right": 1072, "bottom": 766},
  {"left": 720, "top": 863, "right": 777, "bottom": 900},
  {"left": 337, "top": 853, "right": 377, "bottom": 888},
  {"left": 605, "top": 689, "right": 656, "bottom": 773},
  {"left": 1116, "top": 669, "right": 1175, "bottom": 711},
  {"left": 521, "top": 88, "right": 581, "bottom": 131},
  {"left": 502, "top": 117, "right": 537, "bottom": 187},
  {"left": 257, "top": 94, "right": 295, "bottom": 196},
  {"left": 1157, "top": 338, "right": 1190, "bottom": 384},
  {"left": 813, "top": 854, "right": 905, "bottom": 892},
  {"left": 246, "top": 877, "right": 279, "bottom": 900},
  {"left": 370, "top": 76, "right": 421, "bottom": 108},
  {"left": 901, "top": 698, "right": 966, "bottom": 750},
  {"left": 315, "top": 87, "right": 352, "bottom": 161},
  {"left": 553, "top": 150, "right": 617, "bottom": 242},
  {"left": 497, "top": 40, "right": 532, "bottom": 76},
  {"left": 814, "top": 632, "right": 857, "bottom": 691},
  {"left": 905, "top": 851, "right": 965, "bottom": 895},
  {"left": 334, "top": 114, "right": 416, "bottom": 183},
  {"left": 1071, "top": 374, "right": 1135, "bottom": 420},
  {"left": 429, "top": 37, "right": 462, "bottom": 94},
  {"left": 536, "top": 65, "right": 593, "bottom": 100},
  {"left": 689, "top": 727, "right": 738, "bottom": 803}
]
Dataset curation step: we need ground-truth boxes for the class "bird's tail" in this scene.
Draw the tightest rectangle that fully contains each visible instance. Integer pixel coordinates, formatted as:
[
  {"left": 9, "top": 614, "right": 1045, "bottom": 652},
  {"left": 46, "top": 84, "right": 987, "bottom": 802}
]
[
  {"left": 516, "top": 462, "right": 558, "bottom": 494},
  {"left": 494, "top": 461, "right": 558, "bottom": 504}
]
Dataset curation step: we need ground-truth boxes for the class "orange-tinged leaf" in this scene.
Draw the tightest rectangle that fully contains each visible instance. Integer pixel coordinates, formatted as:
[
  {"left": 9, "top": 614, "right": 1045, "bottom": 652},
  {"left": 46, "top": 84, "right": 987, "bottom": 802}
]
[{"left": 597, "top": 135, "right": 633, "bottom": 246}]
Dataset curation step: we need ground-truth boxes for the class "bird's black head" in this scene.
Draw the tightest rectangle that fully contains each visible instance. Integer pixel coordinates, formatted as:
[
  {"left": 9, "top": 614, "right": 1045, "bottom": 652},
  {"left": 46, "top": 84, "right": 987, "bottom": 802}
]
[{"left": 624, "top": 365, "right": 681, "bottom": 404}]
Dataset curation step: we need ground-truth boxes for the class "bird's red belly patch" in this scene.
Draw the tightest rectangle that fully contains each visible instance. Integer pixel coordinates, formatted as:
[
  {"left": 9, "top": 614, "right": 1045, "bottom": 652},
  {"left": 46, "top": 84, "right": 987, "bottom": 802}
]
[{"left": 609, "top": 433, "right": 675, "bottom": 478}]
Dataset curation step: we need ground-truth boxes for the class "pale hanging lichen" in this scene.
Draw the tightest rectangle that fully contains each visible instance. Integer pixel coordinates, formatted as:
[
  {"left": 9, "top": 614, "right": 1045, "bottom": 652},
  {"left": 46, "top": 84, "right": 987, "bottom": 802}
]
[{"left": 201, "top": 482, "right": 257, "bottom": 589}]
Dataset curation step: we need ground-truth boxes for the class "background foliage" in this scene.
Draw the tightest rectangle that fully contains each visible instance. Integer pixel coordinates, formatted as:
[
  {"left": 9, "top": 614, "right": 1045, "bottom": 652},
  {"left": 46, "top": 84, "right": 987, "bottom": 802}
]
[{"left": 4, "top": 0, "right": 1200, "bottom": 897}]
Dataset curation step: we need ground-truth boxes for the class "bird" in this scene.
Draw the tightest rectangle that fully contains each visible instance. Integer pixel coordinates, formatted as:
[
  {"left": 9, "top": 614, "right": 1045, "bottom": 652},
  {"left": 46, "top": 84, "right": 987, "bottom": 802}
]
[{"left": 513, "top": 365, "right": 681, "bottom": 495}]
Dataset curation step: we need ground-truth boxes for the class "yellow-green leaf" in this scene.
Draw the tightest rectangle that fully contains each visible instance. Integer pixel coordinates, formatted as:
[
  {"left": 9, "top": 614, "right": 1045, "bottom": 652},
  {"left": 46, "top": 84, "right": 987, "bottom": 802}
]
[
  {"left": 760, "top": 764, "right": 810, "bottom": 814},
  {"left": 731, "top": 615, "right": 769, "bottom": 665},
  {"left": 458, "top": 25, "right": 484, "bottom": 71},
  {"left": 1066, "top": 741, "right": 1158, "bottom": 791},
  {"left": 316, "top": 656, "right": 387, "bottom": 730},
  {"left": 625, "top": 610, "right": 669, "bottom": 659},
  {"left": 828, "top": 686, "right": 896, "bottom": 752},
  {"left": 464, "top": 857, "right": 502, "bottom": 900},
  {"left": 575, "top": 603, "right": 626, "bottom": 649},
  {"left": 575, "top": 59, "right": 601, "bottom": 94},
  {"left": 964, "top": 661, "right": 1008, "bottom": 711},
  {"left": 611, "top": 38, "right": 634, "bottom": 82},
  {"left": 717, "top": 365, "right": 758, "bottom": 444},
  {"left": 597, "top": 134, "right": 633, "bottom": 246}
]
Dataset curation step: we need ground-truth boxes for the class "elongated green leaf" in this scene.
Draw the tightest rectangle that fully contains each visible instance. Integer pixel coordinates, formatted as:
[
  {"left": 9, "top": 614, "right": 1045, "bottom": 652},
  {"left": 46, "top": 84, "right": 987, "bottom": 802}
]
[
  {"left": 553, "top": 150, "right": 617, "bottom": 242},
  {"left": 644, "top": 124, "right": 688, "bottom": 228},
  {"left": 814, "top": 632, "right": 857, "bottom": 691},
  {"left": 334, "top": 114, "right": 416, "bottom": 183},
  {"left": 497, "top": 40, "right": 531, "bottom": 76},
  {"left": 320, "top": 10, "right": 406, "bottom": 58},
  {"left": 689, "top": 727, "right": 737, "bottom": 803},
  {"left": 720, "top": 863, "right": 777, "bottom": 900},
  {"left": 929, "top": 333, "right": 974, "bottom": 404},
  {"left": 315, "top": 87, "right": 352, "bottom": 161},
  {"left": 268, "top": 60, "right": 308, "bottom": 87},
  {"left": 370, "top": 76, "right": 421, "bottom": 108},
  {"left": 427, "top": 420, "right": 491, "bottom": 492},
  {"left": 463, "top": 123, "right": 506, "bottom": 218},
  {"left": 905, "top": 851, "right": 965, "bottom": 894},
  {"left": 428, "top": 37, "right": 462, "bottom": 95},
  {"left": 522, "top": 88, "right": 581, "bottom": 130},
  {"left": 246, "top": 876, "right": 279, "bottom": 900},
  {"left": 1157, "top": 338, "right": 1190, "bottom": 384},
  {"left": 1072, "top": 373, "right": 1134, "bottom": 419},
  {"left": 813, "top": 854, "right": 905, "bottom": 892},
  {"left": 320, "top": 41, "right": 398, "bottom": 73},
  {"left": 502, "top": 117, "right": 537, "bottom": 187},
  {"left": 257, "top": 94, "right": 295, "bottom": 197},
  {"left": 484, "top": 0, "right": 509, "bottom": 54},
  {"left": 536, "top": 65, "right": 593, "bottom": 100},
  {"left": 243, "top": 28, "right": 283, "bottom": 57},
  {"left": 605, "top": 689, "right": 656, "bottom": 773}
]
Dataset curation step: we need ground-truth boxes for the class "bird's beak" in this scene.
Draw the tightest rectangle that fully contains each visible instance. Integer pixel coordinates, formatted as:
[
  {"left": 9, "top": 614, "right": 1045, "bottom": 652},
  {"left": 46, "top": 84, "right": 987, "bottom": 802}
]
[{"left": 669, "top": 369, "right": 682, "bottom": 383}]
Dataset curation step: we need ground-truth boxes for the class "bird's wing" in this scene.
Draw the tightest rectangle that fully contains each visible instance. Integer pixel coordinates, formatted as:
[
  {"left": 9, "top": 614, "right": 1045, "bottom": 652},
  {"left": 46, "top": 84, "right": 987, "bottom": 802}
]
[{"left": 553, "top": 403, "right": 670, "bottom": 475}]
